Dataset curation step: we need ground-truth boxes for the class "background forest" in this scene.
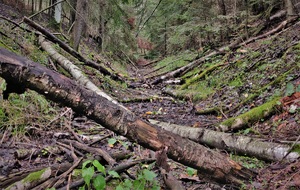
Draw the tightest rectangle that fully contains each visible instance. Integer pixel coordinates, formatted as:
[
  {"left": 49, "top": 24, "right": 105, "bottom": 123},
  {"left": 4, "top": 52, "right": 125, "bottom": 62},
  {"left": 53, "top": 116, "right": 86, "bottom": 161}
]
[{"left": 0, "top": 0, "right": 300, "bottom": 189}]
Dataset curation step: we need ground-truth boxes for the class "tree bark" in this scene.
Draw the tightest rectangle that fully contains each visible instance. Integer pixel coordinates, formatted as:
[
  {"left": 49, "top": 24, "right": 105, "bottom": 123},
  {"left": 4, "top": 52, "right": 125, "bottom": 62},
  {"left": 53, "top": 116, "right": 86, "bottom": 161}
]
[
  {"left": 149, "top": 120, "right": 300, "bottom": 162},
  {"left": 71, "top": 0, "right": 87, "bottom": 51},
  {"left": 23, "top": 17, "right": 124, "bottom": 82},
  {"left": 98, "top": 0, "right": 106, "bottom": 51},
  {"left": 69, "top": 0, "right": 77, "bottom": 28},
  {"left": 0, "top": 48, "right": 255, "bottom": 186},
  {"left": 286, "top": 0, "right": 296, "bottom": 18},
  {"left": 38, "top": 35, "right": 126, "bottom": 110}
]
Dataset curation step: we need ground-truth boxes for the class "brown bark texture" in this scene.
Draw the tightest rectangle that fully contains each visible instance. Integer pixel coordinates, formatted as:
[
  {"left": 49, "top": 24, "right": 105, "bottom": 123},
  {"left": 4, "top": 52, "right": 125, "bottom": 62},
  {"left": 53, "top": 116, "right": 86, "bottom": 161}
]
[
  {"left": 0, "top": 48, "right": 256, "bottom": 186},
  {"left": 71, "top": 0, "right": 87, "bottom": 51}
]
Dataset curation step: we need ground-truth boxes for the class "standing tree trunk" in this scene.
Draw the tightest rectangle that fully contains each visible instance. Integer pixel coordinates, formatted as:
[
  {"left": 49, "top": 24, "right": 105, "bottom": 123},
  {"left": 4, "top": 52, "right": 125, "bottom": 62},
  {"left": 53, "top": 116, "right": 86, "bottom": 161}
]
[
  {"left": 69, "top": 0, "right": 77, "bottom": 28},
  {"left": 217, "top": 0, "right": 227, "bottom": 43},
  {"left": 98, "top": 0, "right": 106, "bottom": 51},
  {"left": 49, "top": 0, "right": 56, "bottom": 18},
  {"left": 39, "top": 0, "right": 42, "bottom": 11},
  {"left": 71, "top": 0, "right": 87, "bottom": 51},
  {"left": 54, "top": 0, "right": 62, "bottom": 23},
  {"left": 31, "top": 0, "right": 34, "bottom": 13},
  {"left": 217, "top": 0, "right": 226, "bottom": 15},
  {"left": 163, "top": 21, "right": 167, "bottom": 56},
  {"left": 286, "top": 0, "right": 296, "bottom": 18}
]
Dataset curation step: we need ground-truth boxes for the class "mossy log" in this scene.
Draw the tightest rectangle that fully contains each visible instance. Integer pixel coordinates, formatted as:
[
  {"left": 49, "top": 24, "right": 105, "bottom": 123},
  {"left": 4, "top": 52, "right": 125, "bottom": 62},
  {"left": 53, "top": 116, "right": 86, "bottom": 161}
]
[
  {"left": 226, "top": 51, "right": 298, "bottom": 114},
  {"left": 180, "top": 63, "right": 227, "bottom": 90},
  {"left": 5, "top": 168, "right": 52, "bottom": 190},
  {"left": 0, "top": 48, "right": 255, "bottom": 186},
  {"left": 0, "top": 163, "right": 72, "bottom": 189},
  {"left": 218, "top": 98, "right": 281, "bottom": 132}
]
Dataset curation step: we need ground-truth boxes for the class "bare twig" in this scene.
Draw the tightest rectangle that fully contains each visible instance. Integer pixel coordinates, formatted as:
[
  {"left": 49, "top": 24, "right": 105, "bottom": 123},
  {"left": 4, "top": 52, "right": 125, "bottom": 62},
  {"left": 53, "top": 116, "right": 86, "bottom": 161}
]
[
  {"left": 136, "top": 0, "right": 163, "bottom": 37},
  {"left": 62, "top": 139, "right": 116, "bottom": 165}
]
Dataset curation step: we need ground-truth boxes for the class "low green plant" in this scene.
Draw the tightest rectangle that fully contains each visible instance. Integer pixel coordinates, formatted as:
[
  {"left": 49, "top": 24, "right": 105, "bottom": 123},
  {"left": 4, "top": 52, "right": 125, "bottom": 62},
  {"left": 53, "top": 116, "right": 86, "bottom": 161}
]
[
  {"left": 115, "top": 168, "right": 159, "bottom": 190},
  {"left": 230, "top": 154, "right": 265, "bottom": 169},
  {"left": 80, "top": 160, "right": 159, "bottom": 190},
  {"left": 108, "top": 137, "right": 129, "bottom": 149},
  {"left": 0, "top": 90, "right": 57, "bottom": 138},
  {"left": 81, "top": 160, "right": 106, "bottom": 190},
  {"left": 186, "top": 167, "right": 197, "bottom": 176}
]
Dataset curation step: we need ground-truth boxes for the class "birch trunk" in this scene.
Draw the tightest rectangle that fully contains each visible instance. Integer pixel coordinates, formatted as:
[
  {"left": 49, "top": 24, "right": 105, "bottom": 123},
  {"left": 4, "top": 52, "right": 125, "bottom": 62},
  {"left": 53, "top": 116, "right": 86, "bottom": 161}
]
[{"left": 149, "top": 119, "right": 299, "bottom": 162}]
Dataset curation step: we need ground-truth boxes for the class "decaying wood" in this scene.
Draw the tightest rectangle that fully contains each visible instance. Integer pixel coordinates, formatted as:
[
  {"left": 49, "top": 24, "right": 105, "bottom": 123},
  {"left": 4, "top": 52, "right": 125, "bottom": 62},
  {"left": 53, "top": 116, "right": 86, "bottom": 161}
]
[
  {"left": 161, "top": 169, "right": 185, "bottom": 190},
  {"left": 149, "top": 119, "right": 300, "bottom": 162},
  {"left": 0, "top": 48, "right": 255, "bottom": 186},
  {"left": 0, "top": 162, "right": 72, "bottom": 189},
  {"left": 218, "top": 98, "right": 282, "bottom": 132},
  {"left": 5, "top": 167, "right": 52, "bottom": 190},
  {"left": 62, "top": 139, "right": 116, "bottom": 165},
  {"left": 23, "top": 17, "right": 124, "bottom": 82},
  {"left": 240, "top": 17, "right": 299, "bottom": 47}
]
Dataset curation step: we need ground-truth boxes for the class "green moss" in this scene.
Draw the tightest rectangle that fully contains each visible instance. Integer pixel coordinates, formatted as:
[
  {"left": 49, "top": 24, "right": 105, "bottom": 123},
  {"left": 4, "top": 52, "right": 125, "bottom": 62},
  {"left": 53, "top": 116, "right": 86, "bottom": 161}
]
[
  {"left": 180, "top": 62, "right": 226, "bottom": 89},
  {"left": 230, "top": 154, "right": 265, "bottom": 169},
  {"left": 291, "top": 144, "right": 300, "bottom": 154},
  {"left": 219, "top": 97, "right": 281, "bottom": 131},
  {"left": 229, "top": 77, "right": 243, "bottom": 87},
  {"left": 175, "top": 80, "right": 215, "bottom": 102},
  {"left": 23, "top": 168, "right": 50, "bottom": 183},
  {"left": 0, "top": 91, "right": 57, "bottom": 137},
  {"left": 154, "top": 52, "right": 197, "bottom": 74}
]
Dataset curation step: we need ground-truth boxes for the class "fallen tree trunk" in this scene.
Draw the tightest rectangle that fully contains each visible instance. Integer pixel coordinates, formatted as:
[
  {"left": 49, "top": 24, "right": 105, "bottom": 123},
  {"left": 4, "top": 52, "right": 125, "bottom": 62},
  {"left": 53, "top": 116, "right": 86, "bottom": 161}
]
[
  {"left": 218, "top": 98, "right": 282, "bottom": 132},
  {"left": 5, "top": 167, "right": 52, "bottom": 190},
  {"left": 23, "top": 17, "right": 124, "bottom": 82},
  {"left": 0, "top": 48, "right": 255, "bottom": 186},
  {"left": 151, "top": 18, "right": 299, "bottom": 85},
  {"left": 149, "top": 119, "right": 300, "bottom": 162},
  {"left": 38, "top": 35, "right": 126, "bottom": 110}
]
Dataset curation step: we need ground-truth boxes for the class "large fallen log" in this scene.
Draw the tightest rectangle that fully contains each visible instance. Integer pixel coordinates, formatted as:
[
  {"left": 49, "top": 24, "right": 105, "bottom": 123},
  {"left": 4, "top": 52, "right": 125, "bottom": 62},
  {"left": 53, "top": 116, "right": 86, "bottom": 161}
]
[
  {"left": 149, "top": 119, "right": 300, "bottom": 162},
  {"left": 0, "top": 48, "right": 255, "bottom": 186}
]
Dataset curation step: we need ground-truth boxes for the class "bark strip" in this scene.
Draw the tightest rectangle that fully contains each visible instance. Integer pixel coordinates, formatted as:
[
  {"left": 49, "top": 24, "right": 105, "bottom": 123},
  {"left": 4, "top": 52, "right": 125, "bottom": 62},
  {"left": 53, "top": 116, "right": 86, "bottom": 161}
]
[{"left": 0, "top": 48, "right": 255, "bottom": 186}]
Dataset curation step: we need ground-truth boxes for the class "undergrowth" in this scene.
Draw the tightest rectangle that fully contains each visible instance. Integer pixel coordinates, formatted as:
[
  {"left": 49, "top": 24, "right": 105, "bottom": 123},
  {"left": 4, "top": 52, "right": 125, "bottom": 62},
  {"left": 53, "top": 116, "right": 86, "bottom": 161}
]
[{"left": 0, "top": 87, "right": 57, "bottom": 139}]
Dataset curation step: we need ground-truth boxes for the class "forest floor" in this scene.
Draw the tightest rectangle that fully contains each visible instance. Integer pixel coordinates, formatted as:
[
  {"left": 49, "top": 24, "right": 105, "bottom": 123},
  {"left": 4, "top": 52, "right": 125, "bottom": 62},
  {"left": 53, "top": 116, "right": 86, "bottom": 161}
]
[{"left": 0, "top": 2, "right": 300, "bottom": 190}]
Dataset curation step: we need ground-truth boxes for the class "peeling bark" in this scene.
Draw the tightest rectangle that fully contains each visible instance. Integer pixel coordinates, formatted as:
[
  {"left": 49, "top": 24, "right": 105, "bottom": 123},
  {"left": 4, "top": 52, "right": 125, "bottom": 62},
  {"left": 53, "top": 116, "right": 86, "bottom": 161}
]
[
  {"left": 38, "top": 35, "right": 126, "bottom": 110},
  {"left": 149, "top": 119, "right": 300, "bottom": 162},
  {"left": 0, "top": 48, "right": 255, "bottom": 186}
]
